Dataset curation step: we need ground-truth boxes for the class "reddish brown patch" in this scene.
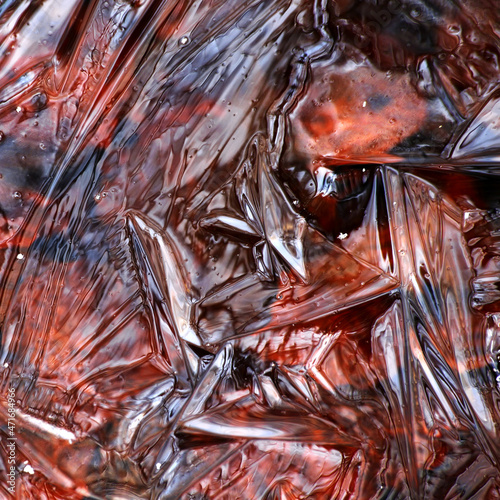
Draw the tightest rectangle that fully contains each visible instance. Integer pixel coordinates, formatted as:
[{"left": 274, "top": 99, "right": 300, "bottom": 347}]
[{"left": 291, "top": 62, "right": 427, "bottom": 163}]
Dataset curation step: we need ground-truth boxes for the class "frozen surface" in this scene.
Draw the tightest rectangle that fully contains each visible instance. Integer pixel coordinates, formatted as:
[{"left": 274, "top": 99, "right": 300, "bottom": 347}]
[{"left": 1, "top": 0, "right": 500, "bottom": 498}]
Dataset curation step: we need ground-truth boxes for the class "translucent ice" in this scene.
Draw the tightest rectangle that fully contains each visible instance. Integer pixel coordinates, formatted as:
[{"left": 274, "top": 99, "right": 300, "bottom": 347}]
[{"left": 1, "top": 0, "right": 500, "bottom": 499}]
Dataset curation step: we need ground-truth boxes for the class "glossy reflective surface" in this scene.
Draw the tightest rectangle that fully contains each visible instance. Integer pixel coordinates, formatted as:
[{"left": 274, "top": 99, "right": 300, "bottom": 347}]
[{"left": 1, "top": 1, "right": 500, "bottom": 498}]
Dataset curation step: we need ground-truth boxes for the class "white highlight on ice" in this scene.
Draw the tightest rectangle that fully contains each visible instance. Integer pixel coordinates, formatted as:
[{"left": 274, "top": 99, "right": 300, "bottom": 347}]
[{"left": 23, "top": 463, "right": 35, "bottom": 475}]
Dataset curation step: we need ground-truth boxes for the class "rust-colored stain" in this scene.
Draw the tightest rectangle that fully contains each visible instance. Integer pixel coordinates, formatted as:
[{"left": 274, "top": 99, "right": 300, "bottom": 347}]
[{"left": 291, "top": 61, "right": 428, "bottom": 163}]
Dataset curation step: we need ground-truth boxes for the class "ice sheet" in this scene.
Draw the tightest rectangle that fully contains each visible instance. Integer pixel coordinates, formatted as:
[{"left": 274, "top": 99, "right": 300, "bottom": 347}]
[{"left": 1, "top": 0, "right": 500, "bottom": 498}]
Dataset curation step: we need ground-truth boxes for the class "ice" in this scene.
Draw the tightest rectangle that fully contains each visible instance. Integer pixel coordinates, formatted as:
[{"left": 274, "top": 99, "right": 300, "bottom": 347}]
[
  {"left": 449, "top": 93, "right": 500, "bottom": 161},
  {"left": 1, "top": 0, "right": 500, "bottom": 498}
]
